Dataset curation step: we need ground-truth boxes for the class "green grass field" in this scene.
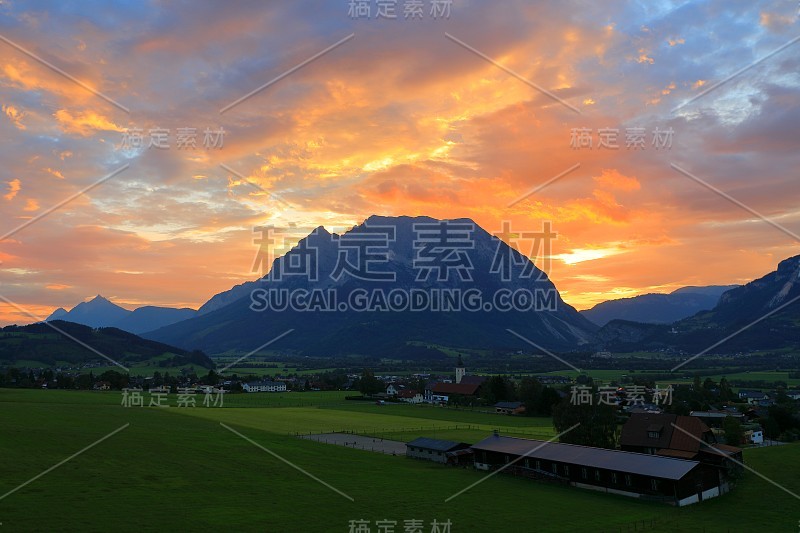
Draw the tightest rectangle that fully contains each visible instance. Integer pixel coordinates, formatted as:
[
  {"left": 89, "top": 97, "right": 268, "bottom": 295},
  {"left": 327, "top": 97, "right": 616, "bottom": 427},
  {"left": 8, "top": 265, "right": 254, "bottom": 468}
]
[
  {"left": 1, "top": 389, "right": 798, "bottom": 532},
  {"left": 537, "top": 368, "right": 800, "bottom": 388}
]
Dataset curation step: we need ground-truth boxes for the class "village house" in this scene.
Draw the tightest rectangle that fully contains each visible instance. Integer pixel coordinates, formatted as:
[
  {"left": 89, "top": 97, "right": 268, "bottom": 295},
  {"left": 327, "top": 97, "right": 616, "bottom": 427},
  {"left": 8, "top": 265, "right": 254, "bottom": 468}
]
[
  {"left": 620, "top": 413, "right": 743, "bottom": 488},
  {"left": 385, "top": 383, "right": 402, "bottom": 396},
  {"left": 397, "top": 389, "right": 424, "bottom": 404},
  {"left": 425, "top": 381, "right": 482, "bottom": 403},
  {"left": 737, "top": 390, "right": 769, "bottom": 404},
  {"left": 744, "top": 428, "right": 764, "bottom": 445}
]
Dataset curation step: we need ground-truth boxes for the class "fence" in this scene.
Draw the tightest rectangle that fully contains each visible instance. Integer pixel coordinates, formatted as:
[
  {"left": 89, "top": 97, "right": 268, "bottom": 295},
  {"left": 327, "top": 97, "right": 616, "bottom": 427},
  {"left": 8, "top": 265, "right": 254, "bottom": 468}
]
[
  {"left": 290, "top": 424, "right": 479, "bottom": 438},
  {"left": 290, "top": 424, "right": 555, "bottom": 442}
]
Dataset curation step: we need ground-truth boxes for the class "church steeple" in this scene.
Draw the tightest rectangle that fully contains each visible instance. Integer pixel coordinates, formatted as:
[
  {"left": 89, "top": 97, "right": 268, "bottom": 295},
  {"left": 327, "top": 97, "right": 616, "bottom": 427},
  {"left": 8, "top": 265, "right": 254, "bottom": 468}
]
[{"left": 455, "top": 354, "right": 465, "bottom": 384}]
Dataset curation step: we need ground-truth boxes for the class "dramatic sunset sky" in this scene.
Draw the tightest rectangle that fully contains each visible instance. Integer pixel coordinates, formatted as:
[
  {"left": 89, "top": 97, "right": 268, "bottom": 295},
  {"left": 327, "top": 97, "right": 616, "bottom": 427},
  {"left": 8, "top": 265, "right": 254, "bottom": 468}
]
[{"left": 1, "top": 0, "right": 799, "bottom": 324}]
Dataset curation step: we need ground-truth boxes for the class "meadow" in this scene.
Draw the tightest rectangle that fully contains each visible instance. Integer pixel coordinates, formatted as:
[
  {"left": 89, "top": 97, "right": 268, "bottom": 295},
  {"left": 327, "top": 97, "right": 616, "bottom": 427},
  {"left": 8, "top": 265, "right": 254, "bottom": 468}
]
[{"left": 0, "top": 389, "right": 798, "bottom": 532}]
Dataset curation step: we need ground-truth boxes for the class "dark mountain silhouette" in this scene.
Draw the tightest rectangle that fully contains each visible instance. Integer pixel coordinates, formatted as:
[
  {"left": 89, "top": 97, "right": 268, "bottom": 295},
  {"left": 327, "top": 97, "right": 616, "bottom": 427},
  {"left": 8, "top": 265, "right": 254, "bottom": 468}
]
[
  {"left": 581, "top": 285, "right": 738, "bottom": 326},
  {"left": 45, "top": 295, "right": 197, "bottom": 334},
  {"left": 146, "top": 215, "right": 598, "bottom": 355},
  {"left": 113, "top": 306, "right": 197, "bottom": 334},
  {"left": 45, "top": 295, "right": 130, "bottom": 328},
  {"left": 596, "top": 255, "right": 800, "bottom": 353},
  {"left": 0, "top": 320, "right": 213, "bottom": 369}
]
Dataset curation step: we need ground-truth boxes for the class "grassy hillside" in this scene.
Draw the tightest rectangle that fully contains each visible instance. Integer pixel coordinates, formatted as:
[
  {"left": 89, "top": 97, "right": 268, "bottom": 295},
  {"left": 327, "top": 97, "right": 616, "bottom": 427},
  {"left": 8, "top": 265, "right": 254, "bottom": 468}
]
[{"left": 0, "top": 321, "right": 213, "bottom": 370}]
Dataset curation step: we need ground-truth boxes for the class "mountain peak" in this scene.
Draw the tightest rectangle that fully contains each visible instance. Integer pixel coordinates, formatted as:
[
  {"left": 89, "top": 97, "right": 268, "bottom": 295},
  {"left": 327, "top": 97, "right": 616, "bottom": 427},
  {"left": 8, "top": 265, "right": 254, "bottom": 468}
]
[{"left": 777, "top": 254, "right": 800, "bottom": 276}]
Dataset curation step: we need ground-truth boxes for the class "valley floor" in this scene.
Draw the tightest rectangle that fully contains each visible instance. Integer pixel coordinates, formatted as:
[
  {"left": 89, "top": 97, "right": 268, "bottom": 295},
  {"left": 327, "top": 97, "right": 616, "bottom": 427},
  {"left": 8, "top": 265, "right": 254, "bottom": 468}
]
[{"left": 0, "top": 389, "right": 798, "bottom": 532}]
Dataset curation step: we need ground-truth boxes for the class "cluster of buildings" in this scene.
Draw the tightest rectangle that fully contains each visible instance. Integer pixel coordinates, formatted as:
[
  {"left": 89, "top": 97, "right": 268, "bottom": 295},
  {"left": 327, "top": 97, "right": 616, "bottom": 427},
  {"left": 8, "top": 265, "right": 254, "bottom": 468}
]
[
  {"left": 406, "top": 412, "right": 744, "bottom": 507},
  {"left": 381, "top": 355, "right": 490, "bottom": 405}
]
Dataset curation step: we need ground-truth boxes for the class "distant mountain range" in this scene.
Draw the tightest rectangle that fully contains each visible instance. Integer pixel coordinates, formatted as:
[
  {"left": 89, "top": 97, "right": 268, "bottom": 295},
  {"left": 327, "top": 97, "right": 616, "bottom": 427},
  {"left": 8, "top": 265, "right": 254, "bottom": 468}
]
[
  {"left": 596, "top": 255, "right": 800, "bottom": 353},
  {"left": 37, "top": 215, "right": 800, "bottom": 358},
  {"left": 145, "top": 215, "right": 598, "bottom": 354},
  {"left": 46, "top": 296, "right": 196, "bottom": 334},
  {"left": 580, "top": 285, "right": 739, "bottom": 326}
]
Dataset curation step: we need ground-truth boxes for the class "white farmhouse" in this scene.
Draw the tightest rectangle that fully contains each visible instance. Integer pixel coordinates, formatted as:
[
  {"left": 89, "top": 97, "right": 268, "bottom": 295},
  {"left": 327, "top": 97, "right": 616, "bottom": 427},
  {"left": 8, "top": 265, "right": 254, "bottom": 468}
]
[{"left": 242, "top": 380, "right": 287, "bottom": 393}]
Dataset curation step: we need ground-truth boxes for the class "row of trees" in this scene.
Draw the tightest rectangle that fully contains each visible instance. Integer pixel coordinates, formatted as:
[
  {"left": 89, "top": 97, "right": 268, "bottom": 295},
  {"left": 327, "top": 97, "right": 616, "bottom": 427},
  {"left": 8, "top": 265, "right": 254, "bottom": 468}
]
[{"left": 0, "top": 367, "right": 223, "bottom": 390}]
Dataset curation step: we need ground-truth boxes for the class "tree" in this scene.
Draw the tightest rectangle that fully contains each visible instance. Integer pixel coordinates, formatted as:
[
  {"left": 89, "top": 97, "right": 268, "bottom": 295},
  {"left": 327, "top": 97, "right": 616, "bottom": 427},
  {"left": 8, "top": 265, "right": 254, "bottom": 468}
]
[
  {"left": 202, "top": 370, "right": 219, "bottom": 386},
  {"left": 552, "top": 397, "right": 618, "bottom": 449},
  {"left": 356, "top": 369, "right": 383, "bottom": 396},
  {"left": 518, "top": 378, "right": 561, "bottom": 416},
  {"left": 482, "top": 375, "right": 516, "bottom": 404},
  {"left": 99, "top": 370, "right": 128, "bottom": 390},
  {"left": 518, "top": 377, "right": 542, "bottom": 415},
  {"left": 537, "top": 387, "right": 562, "bottom": 416},
  {"left": 723, "top": 416, "right": 744, "bottom": 445},
  {"left": 719, "top": 377, "right": 735, "bottom": 402}
]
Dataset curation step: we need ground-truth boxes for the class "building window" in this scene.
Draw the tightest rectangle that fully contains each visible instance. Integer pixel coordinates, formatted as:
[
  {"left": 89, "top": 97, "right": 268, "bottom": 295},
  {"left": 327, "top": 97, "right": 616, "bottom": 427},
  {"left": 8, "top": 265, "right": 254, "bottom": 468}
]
[
  {"left": 581, "top": 468, "right": 588, "bottom": 479},
  {"left": 535, "top": 460, "right": 540, "bottom": 470},
  {"left": 595, "top": 470, "right": 601, "bottom": 481},
  {"left": 625, "top": 475, "right": 632, "bottom": 486},
  {"left": 563, "top": 465, "right": 569, "bottom": 476},
  {"left": 611, "top": 472, "right": 617, "bottom": 484},
  {"left": 524, "top": 459, "right": 529, "bottom": 468},
  {"left": 505, "top": 455, "right": 509, "bottom": 464},
  {"left": 552, "top": 463, "right": 558, "bottom": 475},
  {"left": 648, "top": 431, "right": 660, "bottom": 438},
  {"left": 651, "top": 479, "right": 659, "bottom": 491}
]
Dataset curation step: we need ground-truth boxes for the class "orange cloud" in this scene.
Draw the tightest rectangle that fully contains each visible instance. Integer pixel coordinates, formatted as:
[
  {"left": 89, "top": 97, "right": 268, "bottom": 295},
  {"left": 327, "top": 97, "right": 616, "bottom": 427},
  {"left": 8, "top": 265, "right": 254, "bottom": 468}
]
[
  {"left": 43, "top": 167, "right": 65, "bottom": 179},
  {"left": 593, "top": 169, "right": 640, "bottom": 192},
  {"left": 637, "top": 49, "right": 654, "bottom": 64},
  {"left": 53, "top": 109, "right": 125, "bottom": 136},
  {"left": 2, "top": 104, "right": 25, "bottom": 129},
  {"left": 4, "top": 179, "right": 21, "bottom": 201},
  {"left": 23, "top": 198, "right": 39, "bottom": 211}
]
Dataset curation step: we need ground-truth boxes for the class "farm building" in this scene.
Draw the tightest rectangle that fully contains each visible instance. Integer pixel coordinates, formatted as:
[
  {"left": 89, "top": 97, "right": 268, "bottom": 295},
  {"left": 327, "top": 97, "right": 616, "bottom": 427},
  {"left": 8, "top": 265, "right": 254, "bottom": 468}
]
[
  {"left": 689, "top": 410, "right": 745, "bottom": 429},
  {"left": 471, "top": 434, "right": 726, "bottom": 506},
  {"left": 242, "top": 380, "right": 287, "bottom": 393},
  {"left": 406, "top": 437, "right": 471, "bottom": 464},
  {"left": 494, "top": 401, "right": 526, "bottom": 415},
  {"left": 620, "top": 413, "right": 743, "bottom": 486}
]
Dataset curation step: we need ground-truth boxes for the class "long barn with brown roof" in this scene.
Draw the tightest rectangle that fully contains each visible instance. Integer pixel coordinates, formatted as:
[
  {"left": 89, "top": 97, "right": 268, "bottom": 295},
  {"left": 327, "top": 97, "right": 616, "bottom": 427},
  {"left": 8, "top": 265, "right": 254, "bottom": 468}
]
[{"left": 471, "top": 433, "right": 729, "bottom": 506}]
